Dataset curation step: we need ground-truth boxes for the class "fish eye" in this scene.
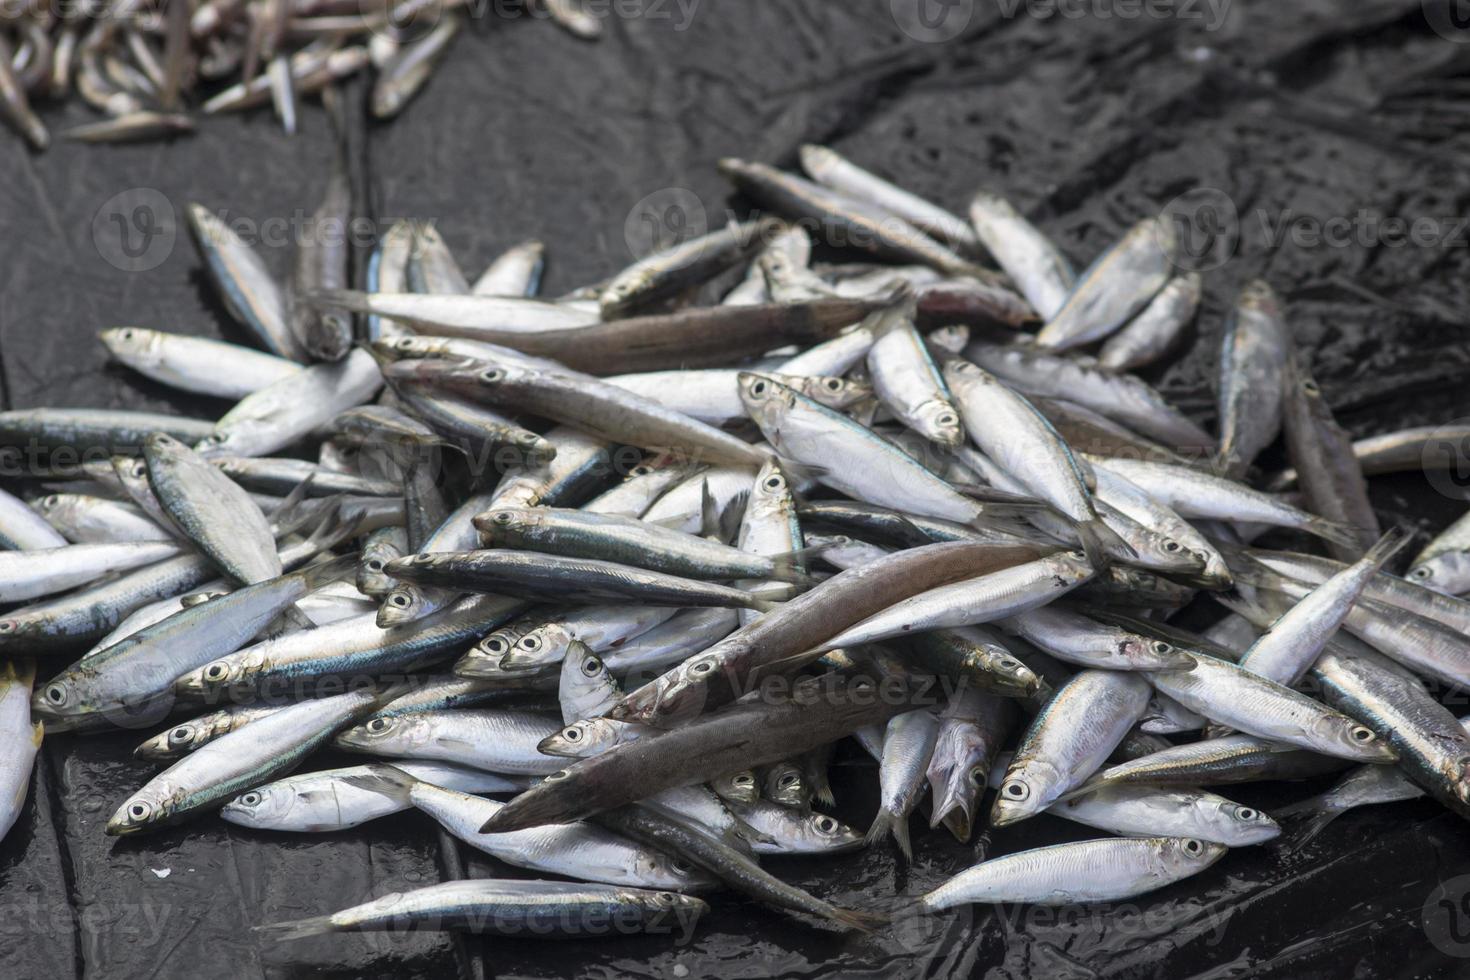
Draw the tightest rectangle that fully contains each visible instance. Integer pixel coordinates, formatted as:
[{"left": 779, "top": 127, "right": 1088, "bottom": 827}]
[
  {"left": 670, "top": 859, "right": 692, "bottom": 874},
  {"left": 823, "top": 378, "right": 843, "bottom": 392},
  {"left": 366, "top": 718, "right": 392, "bottom": 734},
  {"left": 1410, "top": 567, "right": 1432, "bottom": 580},
  {"left": 394, "top": 338, "right": 416, "bottom": 351},
  {"left": 1182, "top": 838, "right": 1203, "bottom": 856},
  {"left": 763, "top": 475, "right": 784, "bottom": 491},
  {"left": 41, "top": 495, "right": 59, "bottom": 509},
  {"left": 814, "top": 816, "right": 837, "bottom": 833},
  {"left": 1302, "top": 380, "right": 1320, "bottom": 395},
  {"left": 204, "top": 663, "right": 229, "bottom": 682},
  {"left": 519, "top": 635, "right": 543, "bottom": 652},
  {"left": 999, "top": 658, "right": 1021, "bottom": 670},
  {"left": 631, "top": 465, "right": 652, "bottom": 477},
  {"left": 655, "top": 891, "right": 678, "bottom": 906},
  {"left": 969, "top": 764, "right": 987, "bottom": 785},
  {"left": 168, "top": 727, "right": 193, "bottom": 744},
  {"left": 1163, "top": 540, "right": 1181, "bottom": 553},
  {"left": 0, "top": 620, "right": 18, "bottom": 634},
  {"left": 480, "top": 369, "right": 504, "bottom": 383},
  {"left": 239, "top": 792, "right": 262, "bottom": 807},
  {"left": 547, "top": 770, "right": 570, "bottom": 781},
  {"left": 491, "top": 511, "right": 513, "bottom": 525},
  {"left": 691, "top": 658, "right": 715, "bottom": 675},
  {"left": 389, "top": 593, "right": 412, "bottom": 608},
  {"left": 1151, "top": 641, "right": 1174, "bottom": 655},
  {"left": 749, "top": 380, "right": 768, "bottom": 397},
  {"left": 44, "top": 683, "right": 67, "bottom": 704},
  {"left": 366, "top": 559, "right": 384, "bottom": 572},
  {"left": 482, "top": 637, "right": 507, "bottom": 654},
  {"left": 1351, "top": 726, "right": 1376, "bottom": 742},
  {"left": 128, "top": 801, "right": 152, "bottom": 821},
  {"left": 563, "top": 726, "right": 583, "bottom": 741},
  {"left": 779, "top": 773, "right": 799, "bottom": 788},
  {"left": 1001, "top": 780, "right": 1029, "bottom": 801},
  {"left": 937, "top": 412, "right": 958, "bottom": 427},
  {"left": 734, "top": 774, "right": 754, "bottom": 787},
  {"left": 581, "top": 656, "right": 602, "bottom": 676},
  {"left": 1235, "top": 807, "right": 1257, "bottom": 821},
  {"left": 131, "top": 462, "right": 146, "bottom": 478},
  {"left": 120, "top": 328, "right": 135, "bottom": 340}
]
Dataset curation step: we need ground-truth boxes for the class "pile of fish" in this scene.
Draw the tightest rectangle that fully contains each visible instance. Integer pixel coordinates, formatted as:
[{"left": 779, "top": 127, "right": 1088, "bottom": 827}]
[
  {"left": 0, "top": 0, "right": 601, "bottom": 150},
  {"left": 4, "top": 142, "right": 1470, "bottom": 946}
]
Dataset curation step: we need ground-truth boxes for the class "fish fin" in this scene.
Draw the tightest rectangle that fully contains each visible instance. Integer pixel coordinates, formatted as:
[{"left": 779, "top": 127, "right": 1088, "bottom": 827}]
[
  {"left": 865, "top": 808, "right": 913, "bottom": 861},
  {"left": 31, "top": 720, "right": 43, "bottom": 748},
  {"left": 947, "top": 481, "right": 1046, "bottom": 508},
  {"left": 1201, "top": 723, "right": 1235, "bottom": 739},
  {"left": 268, "top": 476, "right": 318, "bottom": 535},
  {"left": 768, "top": 545, "right": 833, "bottom": 585},
  {"left": 1076, "top": 517, "right": 1134, "bottom": 570},
  {"left": 298, "top": 552, "right": 363, "bottom": 591},
  {"left": 253, "top": 915, "right": 339, "bottom": 941},
  {"left": 698, "top": 478, "right": 721, "bottom": 541},
  {"left": 1051, "top": 780, "right": 1109, "bottom": 805},
  {"left": 339, "top": 763, "right": 419, "bottom": 805}
]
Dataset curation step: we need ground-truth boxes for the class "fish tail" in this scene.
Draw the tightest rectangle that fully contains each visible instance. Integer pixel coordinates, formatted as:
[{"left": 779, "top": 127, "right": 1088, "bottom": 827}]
[
  {"left": 864, "top": 808, "right": 893, "bottom": 850},
  {"left": 865, "top": 807, "right": 913, "bottom": 862},
  {"left": 253, "top": 915, "right": 340, "bottom": 941},
  {"left": 744, "top": 583, "right": 794, "bottom": 612},
  {"left": 770, "top": 545, "right": 833, "bottom": 584},
  {"left": 1362, "top": 527, "right": 1411, "bottom": 572},
  {"left": 811, "top": 775, "right": 836, "bottom": 809},
  {"left": 1275, "top": 799, "right": 1346, "bottom": 853},
  {"left": 0, "top": 658, "right": 35, "bottom": 687},
  {"left": 1303, "top": 515, "right": 1364, "bottom": 552},
  {"left": 826, "top": 906, "right": 890, "bottom": 934}
]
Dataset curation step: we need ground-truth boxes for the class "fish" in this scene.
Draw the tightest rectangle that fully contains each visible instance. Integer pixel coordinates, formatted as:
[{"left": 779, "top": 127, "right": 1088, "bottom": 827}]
[
  {"left": 0, "top": 660, "right": 42, "bottom": 844},
  {"left": 474, "top": 240, "right": 546, "bottom": 297},
  {"left": 105, "top": 684, "right": 394, "bottom": 834},
  {"left": 1216, "top": 280, "right": 1290, "bottom": 478},
  {"left": 99, "top": 328, "right": 303, "bottom": 399},
  {"left": 801, "top": 145, "right": 981, "bottom": 254},
  {"left": 1097, "top": 273, "right": 1202, "bottom": 372},
  {"left": 601, "top": 220, "right": 769, "bottom": 318},
  {"left": 867, "top": 709, "right": 939, "bottom": 859},
  {"left": 333, "top": 708, "right": 565, "bottom": 774},
  {"left": 865, "top": 298, "right": 965, "bottom": 447},
  {"left": 186, "top": 203, "right": 306, "bottom": 362},
  {"left": 968, "top": 192, "right": 1074, "bottom": 320},
  {"left": 1280, "top": 353, "right": 1381, "bottom": 560},
  {"left": 256, "top": 879, "right": 708, "bottom": 940},
  {"left": 918, "top": 837, "right": 1226, "bottom": 909},
  {"left": 1034, "top": 217, "right": 1176, "bottom": 351},
  {"left": 926, "top": 686, "right": 1016, "bottom": 842}
]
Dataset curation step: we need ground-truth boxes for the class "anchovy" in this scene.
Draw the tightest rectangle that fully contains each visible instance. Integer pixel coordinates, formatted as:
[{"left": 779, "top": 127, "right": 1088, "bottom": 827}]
[
  {"left": 0, "top": 660, "right": 41, "bottom": 843},
  {"left": 1217, "top": 280, "right": 1290, "bottom": 478},
  {"left": 100, "top": 328, "right": 303, "bottom": 399},
  {"left": 0, "top": 409, "right": 216, "bottom": 455},
  {"left": 203, "top": 349, "right": 384, "bottom": 458},
  {"left": 186, "top": 203, "right": 306, "bottom": 361},
  {"left": 868, "top": 709, "right": 939, "bottom": 859},
  {"left": 866, "top": 299, "right": 965, "bottom": 447},
  {"left": 1097, "top": 273, "right": 1202, "bottom": 372},
  {"left": 1408, "top": 510, "right": 1470, "bottom": 596},
  {"left": 371, "top": 14, "right": 462, "bottom": 119},
  {"left": 927, "top": 686, "right": 1016, "bottom": 842},
  {"left": 601, "top": 220, "right": 769, "bottom": 318},
  {"left": 801, "top": 145, "right": 981, "bottom": 254},
  {"left": 256, "top": 879, "right": 708, "bottom": 940},
  {"left": 919, "top": 837, "right": 1225, "bottom": 909},
  {"left": 106, "top": 684, "right": 390, "bottom": 834},
  {"left": 1034, "top": 217, "right": 1176, "bottom": 351},
  {"left": 968, "top": 192, "right": 1075, "bottom": 320},
  {"left": 1280, "top": 354, "right": 1381, "bottom": 560}
]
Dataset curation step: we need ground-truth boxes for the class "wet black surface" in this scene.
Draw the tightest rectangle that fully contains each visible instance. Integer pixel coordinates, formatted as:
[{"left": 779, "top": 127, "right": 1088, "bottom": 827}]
[{"left": 4, "top": 0, "right": 1470, "bottom": 977}]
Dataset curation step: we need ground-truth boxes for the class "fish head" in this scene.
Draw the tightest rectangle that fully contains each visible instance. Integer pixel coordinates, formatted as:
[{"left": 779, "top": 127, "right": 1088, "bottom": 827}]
[
  {"left": 736, "top": 373, "right": 798, "bottom": 432},
  {"left": 610, "top": 649, "right": 726, "bottom": 726},
  {"left": 377, "top": 582, "right": 430, "bottom": 627},
  {"left": 1205, "top": 798, "right": 1281, "bottom": 846},
  {"left": 913, "top": 397, "right": 965, "bottom": 449},
  {"left": 1045, "top": 551, "right": 1097, "bottom": 587},
  {"left": 32, "top": 673, "right": 82, "bottom": 723},
  {"left": 135, "top": 716, "right": 216, "bottom": 761},
  {"left": 502, "top": 622, "right": 577, "bottom": 671},
  {"left": 640, "top": 849, "right": 713, "bottom": 892},
  {"left": 106, "top": 782, "right": 182, "bottom": 836},
  {"left": 334, "top": 713, "right": 423, "bottom": 754},
  {"left": 711, "top": 769, "right": 759, "bottom": 805},
  {"left": 968, "top": 647, "right": 1040, "bottom": 698},
  {"left": 748, "top": 459, "right": 791, "bottom": 507},
  {"left": 1123, "top": 636, "right": 1197, "bottom": 671},
  {"left": 764, "top": 765, "right": 806, "bottom": 808},
  {"left": 538, "top": 718, "right": 617, "bottom": 757},
  {"left": 801, "top": 374, "right": 872, "bottom": 413},
  {"left": 1158, "top": 836, "right": 1228, "bottom": 873},
  {"left": 472, "top": 506, "right": 538, "bottom": 545},
  {"left": 99, "top": 327, "right": 163, "bottom": 367},
  {"left": 219, "top": 784, "right": 296, "bottom": 829},
  {"left": 636, "top": 889, "right": 711, "bottom": 932},
  {"left": 990, "top": 758, "right": 1064, "bottom": 827},
  {"left": 800, "top": 811, "right": 864, "bottom": 850},
  {"left": 599, "top": 273, "right": 653, "bottom": 316},
  {"left": 1315, "top": 715, "right": 1397, "bottom": 764}
]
